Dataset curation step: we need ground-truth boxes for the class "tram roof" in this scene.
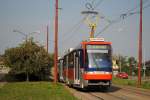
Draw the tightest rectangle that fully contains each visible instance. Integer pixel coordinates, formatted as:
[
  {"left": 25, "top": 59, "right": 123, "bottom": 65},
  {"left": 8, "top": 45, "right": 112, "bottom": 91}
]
[
  {"left": 62, "top": 41, "right": 111, "bottom": 58},
  {"left": 81, "top": 41, "right": 112, "bottom": 45}
]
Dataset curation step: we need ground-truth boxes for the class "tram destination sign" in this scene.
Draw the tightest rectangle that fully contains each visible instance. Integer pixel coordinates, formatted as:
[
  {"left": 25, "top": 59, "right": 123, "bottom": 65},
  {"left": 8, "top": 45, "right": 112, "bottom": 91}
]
[{"left": 87, "top": 45, "right": 109, "bottom": 50}]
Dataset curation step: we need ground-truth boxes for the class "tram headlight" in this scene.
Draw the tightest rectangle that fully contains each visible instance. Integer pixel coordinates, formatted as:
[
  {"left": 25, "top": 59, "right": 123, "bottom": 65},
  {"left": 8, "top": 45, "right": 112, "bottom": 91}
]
[{"left": 104, "top": 72, "right": 112, "bottom": 74}]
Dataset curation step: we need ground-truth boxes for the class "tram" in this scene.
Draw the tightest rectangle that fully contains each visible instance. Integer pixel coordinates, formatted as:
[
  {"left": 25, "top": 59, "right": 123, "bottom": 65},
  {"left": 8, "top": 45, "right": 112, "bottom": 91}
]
[{"left": 58, "top": 38, "right": 112, "bottom": 89}]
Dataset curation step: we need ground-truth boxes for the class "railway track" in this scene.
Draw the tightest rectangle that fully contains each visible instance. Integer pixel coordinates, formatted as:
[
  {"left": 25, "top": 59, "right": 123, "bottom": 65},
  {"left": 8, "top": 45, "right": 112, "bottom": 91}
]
[
  {"left": 113, "top": 84, "right": 150, "bottom": 97},
  {"left": 89, "top": 92, "right": 128, "bottom": 100},
  {"left": 87, "top": 85, "right": 150, "bottom": 100},
  {"left": 64, "top": 84, "right": 150, "bottom": 100},
  {"left": 88, "top": 93, "right": 104, "bottom": 100}
]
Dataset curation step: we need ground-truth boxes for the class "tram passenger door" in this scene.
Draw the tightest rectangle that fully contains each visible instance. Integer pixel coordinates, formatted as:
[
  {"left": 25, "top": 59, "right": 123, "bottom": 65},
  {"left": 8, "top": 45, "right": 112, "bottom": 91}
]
[
  {"left": 66, "top": 56, "right": 68, "bottom": 83},
  {"left": 74, "top": 52, "right": 80, "bottom": 84}
]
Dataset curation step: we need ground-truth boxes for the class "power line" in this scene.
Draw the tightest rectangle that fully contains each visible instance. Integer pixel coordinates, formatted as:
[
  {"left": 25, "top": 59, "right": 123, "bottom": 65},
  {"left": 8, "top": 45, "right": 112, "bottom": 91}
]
[
  {"left": 124, "top": 3, "right": 150, "bottom": 17},
  {"left": 94, "top": 0, "right": 104, "bottom": 9},
  {"left": 60, "top": 0, "right": 104, "bottom": 43},
  {"left": 60, "top": 16, "right": 87, "bottom": 43},
  {"left": 126, "top": 0, "right": 149, "bottom": 13},
  {"left": 61, "top": 0, "right": 104, "bottom": 42},
  {"left": 120, "top": 0, "right": 149, "bottom": 19},
  {"left": 61, "top": 0, "right": 149, "bottom": 43},
  {"left": 91, "top": 0, "right": 112, "bottom": 24},
  {"left": 90, "top": 0, "right": 110, "bottom": 24},
  {"left": 95, "top": 1, "right": 150, "bottom": 37}
]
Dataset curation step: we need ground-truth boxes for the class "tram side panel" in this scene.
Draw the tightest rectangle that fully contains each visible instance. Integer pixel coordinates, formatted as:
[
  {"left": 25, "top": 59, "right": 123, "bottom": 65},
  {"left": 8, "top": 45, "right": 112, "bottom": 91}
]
[
  {"left": 67, "top": 52, "right": 74, "bottom": 85},
  {"left": 58, "top": 59, "right": 64, "bottom": 82},
  {"left": 65, "top": 50, "right": 82, "bottom": 86},
  {"left": 74, "top": 50, "right": 83, "bottom": 86},
  {"left": 61, "top": 50, "right": 83, "bottom": 86},
  {"left": 62, "top": 56, "right": 68, "bottom": 83},
  {"left": 59, "top": 41, "right": 112, "bottom": 89}
]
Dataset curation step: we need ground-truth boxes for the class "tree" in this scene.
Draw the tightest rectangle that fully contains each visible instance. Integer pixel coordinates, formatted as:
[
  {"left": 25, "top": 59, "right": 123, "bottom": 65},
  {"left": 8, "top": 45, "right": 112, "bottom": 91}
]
[
  {"left": 113, "top": 54, "right": 138, "bottom": 75},
  {"left": 128, "top": 57, "right": 137, "bottom": 76},
  {"left": 114, "top": 55, "right": 128, "bottom": 72},
  {"left": 4, "top": 38, "right": 53, "bottom": 81}
]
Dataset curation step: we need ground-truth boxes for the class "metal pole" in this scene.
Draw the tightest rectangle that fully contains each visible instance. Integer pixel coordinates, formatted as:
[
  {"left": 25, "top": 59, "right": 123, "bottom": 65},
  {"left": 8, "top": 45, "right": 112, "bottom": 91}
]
[
  {"left": 130, "top": 59, "right": 132, "bottom": 79},
  {"left": 143, "top": 49, "right": 146, "bottom": 79},
  {"left": 54, "top": 0, "right": 58, "bottom": 83},
  {"left": 119, "top": 57, "right": 121, "bottom": 72},
  {"left": 47, "top": 25, "right": 49, "bottom": 52},
  {"left": 138, "top": 0, "right": 142, "bottom": 86},
  {"left": 120, "top": 62, "right": 121, "bottom": 72},
  {"left": 90, "top": 26, "right": 95, "bottom": 38}
]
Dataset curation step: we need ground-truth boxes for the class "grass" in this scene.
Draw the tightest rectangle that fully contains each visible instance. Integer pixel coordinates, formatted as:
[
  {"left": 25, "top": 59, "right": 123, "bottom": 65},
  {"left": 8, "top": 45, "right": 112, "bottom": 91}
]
[
  {"left": 0, "top": 82, "right": 77, "bottom": 100},
  {"left": 112, "top": 77, "right": 150, "bottom": 90}
]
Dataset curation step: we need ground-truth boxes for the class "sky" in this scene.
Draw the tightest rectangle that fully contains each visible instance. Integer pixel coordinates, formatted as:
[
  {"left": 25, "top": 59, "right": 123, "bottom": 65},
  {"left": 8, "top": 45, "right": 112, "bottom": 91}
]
[{"left": 0, "top": 0, "right": 150, "bottom": 61}]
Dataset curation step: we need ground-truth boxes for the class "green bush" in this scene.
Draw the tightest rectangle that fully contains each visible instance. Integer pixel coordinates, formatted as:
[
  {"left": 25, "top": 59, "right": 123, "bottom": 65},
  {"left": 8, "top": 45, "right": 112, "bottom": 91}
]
[
  {"left": 113, "top": 78, "right": 150, "bottom": 90},
  {"left": 0, "top": 82, "right": 77, "bottom": 100},
  {"left": 142, "top": 81, "right": 150, "bottom": 89}
]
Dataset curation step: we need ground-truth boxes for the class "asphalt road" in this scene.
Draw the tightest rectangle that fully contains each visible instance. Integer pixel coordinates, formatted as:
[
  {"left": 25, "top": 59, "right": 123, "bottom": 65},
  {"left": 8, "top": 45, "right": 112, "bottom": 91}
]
[{"left": 65, "top": 84, "right": 150, "bottom": 100}]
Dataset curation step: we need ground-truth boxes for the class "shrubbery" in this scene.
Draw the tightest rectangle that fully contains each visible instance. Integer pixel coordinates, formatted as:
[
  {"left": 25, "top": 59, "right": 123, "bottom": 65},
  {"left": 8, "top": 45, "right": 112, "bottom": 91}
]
[{"left": 4, "top": 38, "right": 53, "bottom": 81}]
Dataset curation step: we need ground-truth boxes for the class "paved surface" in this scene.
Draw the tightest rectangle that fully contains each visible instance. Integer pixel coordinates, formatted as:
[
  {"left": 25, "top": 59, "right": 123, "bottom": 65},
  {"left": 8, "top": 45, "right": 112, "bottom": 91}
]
[
  {"left": 0, "top": 67, "right": 9, "bottom": 88},
  {"left": 0, "top": 67, "right": 10, "bottom": 81},
  {"left": 65, "top": 84, "right": 150, "bottom": 100}
]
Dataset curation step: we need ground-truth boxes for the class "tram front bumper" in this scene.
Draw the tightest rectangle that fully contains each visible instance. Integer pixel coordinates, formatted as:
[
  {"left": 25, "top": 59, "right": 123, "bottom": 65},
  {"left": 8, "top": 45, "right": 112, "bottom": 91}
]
[{"left": 83, "top": 73, "right": 112, "bottom": 80}]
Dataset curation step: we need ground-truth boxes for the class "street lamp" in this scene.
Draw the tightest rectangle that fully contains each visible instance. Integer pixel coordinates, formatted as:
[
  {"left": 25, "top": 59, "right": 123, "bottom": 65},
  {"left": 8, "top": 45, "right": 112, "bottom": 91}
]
[
  {"left": 13, "top": 29, "right": 40, "bottom": 42},
  {"left": 13, "top": 29, "right": 28, "bottom": 41}
]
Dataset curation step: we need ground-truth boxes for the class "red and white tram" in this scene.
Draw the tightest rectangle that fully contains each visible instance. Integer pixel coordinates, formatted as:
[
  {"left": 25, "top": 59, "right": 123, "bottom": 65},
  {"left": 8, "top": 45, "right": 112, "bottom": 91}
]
[{"left": 58, "top": 38, "right": 112, "bottom": 89}]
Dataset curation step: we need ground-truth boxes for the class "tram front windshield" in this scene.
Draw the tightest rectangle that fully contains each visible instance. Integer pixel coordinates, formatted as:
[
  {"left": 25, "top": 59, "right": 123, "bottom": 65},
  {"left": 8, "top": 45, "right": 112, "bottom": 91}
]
[{"left": 87, "top": 45, "right": 112, "bottom": 70}]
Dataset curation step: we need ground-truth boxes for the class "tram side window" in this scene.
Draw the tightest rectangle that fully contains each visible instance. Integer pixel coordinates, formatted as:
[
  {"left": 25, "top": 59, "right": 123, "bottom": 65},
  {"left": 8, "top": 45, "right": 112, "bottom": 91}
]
[
  {"left": 63, "top": 57, "right": 66, "bottom": 68},
  {"left": 85, "top": 50, "right": 89, "bottom": 67},
  {"left": 60, "top": 60, "right": 63, "bottom": 68},
  {"left": 68, "top": 53, "right": 74, "bottom": 68},
  {"left": 107, "top": 45, "right": 112, "bottom": 60},
  {"left": 79, "top": 50, "right": 83, "bottom": 68}
]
